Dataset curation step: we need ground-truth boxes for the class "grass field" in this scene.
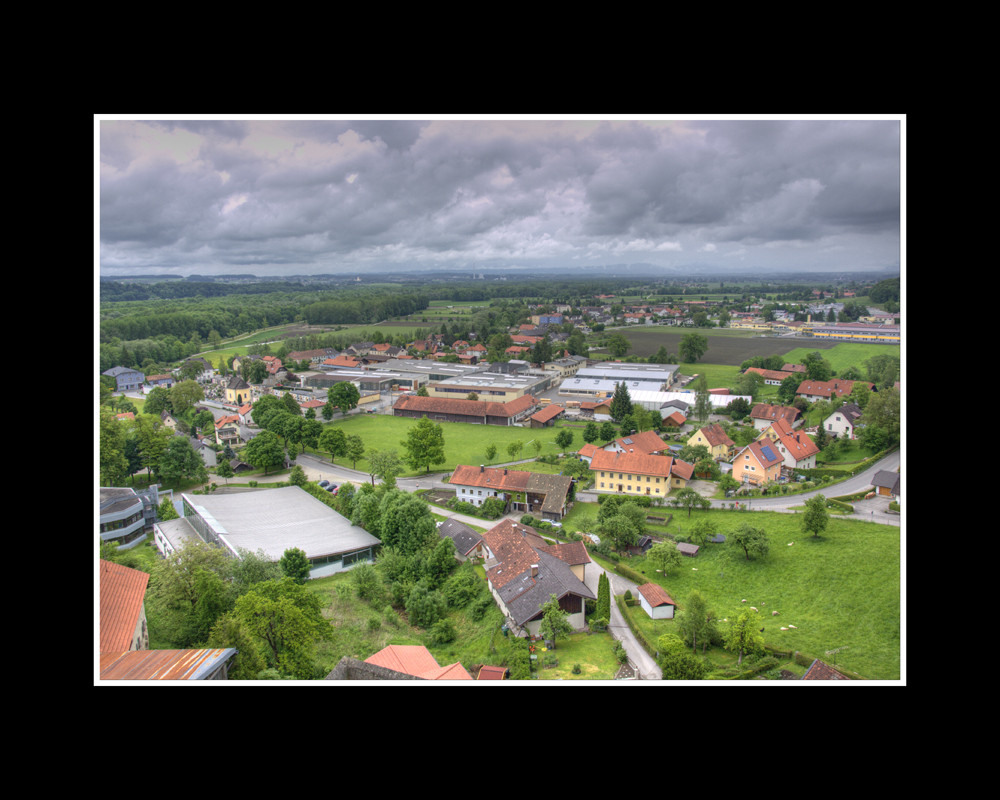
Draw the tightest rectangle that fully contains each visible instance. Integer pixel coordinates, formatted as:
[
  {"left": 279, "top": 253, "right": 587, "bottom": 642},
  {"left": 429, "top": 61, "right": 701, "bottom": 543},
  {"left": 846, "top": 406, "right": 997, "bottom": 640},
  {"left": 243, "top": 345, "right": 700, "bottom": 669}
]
[
  {"left": 313, "top": 414, "right": 579, "bottom": 477},
  {"left": 575, "top": 505, "right": 901, "bottom": 680}
]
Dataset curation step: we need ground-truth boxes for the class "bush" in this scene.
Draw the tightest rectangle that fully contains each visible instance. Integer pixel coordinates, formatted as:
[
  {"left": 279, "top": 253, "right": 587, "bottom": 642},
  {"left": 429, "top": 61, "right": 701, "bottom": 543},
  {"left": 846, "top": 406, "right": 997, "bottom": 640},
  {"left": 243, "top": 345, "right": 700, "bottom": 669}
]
[
  {"left": 405, "top": 581, "right": 447, "bottom": 628},
  {"left": 429, "top": 618, "right": 457, "bottom": 645}
]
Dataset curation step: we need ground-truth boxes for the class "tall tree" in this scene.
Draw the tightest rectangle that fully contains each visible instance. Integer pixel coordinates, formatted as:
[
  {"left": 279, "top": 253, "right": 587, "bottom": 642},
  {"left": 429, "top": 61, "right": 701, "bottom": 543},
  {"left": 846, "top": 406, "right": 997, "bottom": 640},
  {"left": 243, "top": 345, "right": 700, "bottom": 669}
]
[
  {"left": 319, "top": 427, "right": 348, "bottom": 462},
  {"left": 609, "top": 381, "right": 633, "bottom": 423},
  {"left": 801, "top": 494, "right": 830, "bottom": 539},
  {"left": 345, "top": 434, "right": 365, "bottom": 469},
  {"left": 367, "top": 449, "right": 403, "bottom": 486},
  {"left": 329, "top": 382, "right": 361, "bottom": 416},
  {"left": 731, "top": 523, "right": 770, "bottom": 562},
  {"left": 401, "top": 416, "right": 446, "bottom": 473},
  {"left": 243, "top": 430, "right": 284, "bottom": 475},
  {"left": 724, "top": 607, "right": 764, "bottom": 666},
  {"left": 279, "top": 547, "right": 311, "bottom": 584},
  {"left": 538, "top": 593, "right": 574, "bottom": 649},
  {"left": 676, "top": 590, "right": 716, "bottom": 654},
  {"left": 679, "top": 332, "right": 708, "bottom": 363},
  {"left": 158, "top": 436, "right": 208, "bottom": 486}
]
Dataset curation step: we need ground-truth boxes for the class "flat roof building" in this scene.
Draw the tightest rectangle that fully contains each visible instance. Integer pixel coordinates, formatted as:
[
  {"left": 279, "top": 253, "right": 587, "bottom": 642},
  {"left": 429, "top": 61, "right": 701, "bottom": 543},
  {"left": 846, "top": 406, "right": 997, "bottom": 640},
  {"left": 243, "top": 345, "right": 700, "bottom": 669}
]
[{"left": 153, "top": 486, "right": 381, "bottom": 579}]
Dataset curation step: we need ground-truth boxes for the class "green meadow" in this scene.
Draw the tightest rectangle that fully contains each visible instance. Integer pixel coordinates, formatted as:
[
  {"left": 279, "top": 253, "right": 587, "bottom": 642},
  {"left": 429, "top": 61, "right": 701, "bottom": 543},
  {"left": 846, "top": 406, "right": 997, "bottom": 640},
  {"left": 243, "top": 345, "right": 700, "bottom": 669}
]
[{"left": 573, "top": 505, "right": 901, "bottom": 680}]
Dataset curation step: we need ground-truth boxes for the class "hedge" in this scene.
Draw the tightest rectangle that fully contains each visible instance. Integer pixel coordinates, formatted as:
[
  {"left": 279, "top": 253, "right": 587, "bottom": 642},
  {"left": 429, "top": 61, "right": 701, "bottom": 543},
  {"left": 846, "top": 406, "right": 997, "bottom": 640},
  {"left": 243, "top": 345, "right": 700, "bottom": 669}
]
[{"left": 615, "top": 595, "right": 657, "bottom": 659}]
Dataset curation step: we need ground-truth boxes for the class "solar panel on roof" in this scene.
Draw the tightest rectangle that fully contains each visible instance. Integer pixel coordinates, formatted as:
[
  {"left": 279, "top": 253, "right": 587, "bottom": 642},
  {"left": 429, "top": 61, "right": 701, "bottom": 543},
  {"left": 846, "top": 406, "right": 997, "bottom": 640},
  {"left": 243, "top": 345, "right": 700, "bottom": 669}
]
[{"left": 760, "top": 445, "right": 777, "bottom": 462}]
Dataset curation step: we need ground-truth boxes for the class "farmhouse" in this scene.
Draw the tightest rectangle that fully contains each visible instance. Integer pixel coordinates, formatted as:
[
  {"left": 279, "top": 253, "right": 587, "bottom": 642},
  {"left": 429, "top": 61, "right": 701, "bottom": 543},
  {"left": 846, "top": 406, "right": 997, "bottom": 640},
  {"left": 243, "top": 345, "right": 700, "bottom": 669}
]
[
  {"left": 481, "top": 519, "right": 595, "bottom": 638},
  {"left": 448, "top": 465, "right": 573, "bottom": 521},
  {"left": 588, "top": 449, "right": 694, "bottom": 497},
  {"left": 796, "top": 379, "right": 873, "bottom": 402},
  {"left": 393, "top": 393, "right": 538, "bottom": 426}
]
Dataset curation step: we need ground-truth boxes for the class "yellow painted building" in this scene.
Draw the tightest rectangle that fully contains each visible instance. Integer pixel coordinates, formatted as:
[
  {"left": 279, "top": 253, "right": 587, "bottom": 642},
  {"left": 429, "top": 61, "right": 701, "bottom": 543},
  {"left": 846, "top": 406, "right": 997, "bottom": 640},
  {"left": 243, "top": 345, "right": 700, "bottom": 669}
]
[
  {"left": 588, "top": 450, "right": 694, "bottom": 497},
  {"left": 687, "top": 424, "right": 735, "bottom": 460}
]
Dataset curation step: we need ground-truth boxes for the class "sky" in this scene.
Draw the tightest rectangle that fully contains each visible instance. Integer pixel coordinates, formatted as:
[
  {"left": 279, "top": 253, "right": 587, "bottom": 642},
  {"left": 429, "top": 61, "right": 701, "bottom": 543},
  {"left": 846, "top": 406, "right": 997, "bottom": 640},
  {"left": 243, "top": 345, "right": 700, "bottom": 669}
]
[{"left": 97, "top": 116, "right": 903, "bottom": 278}]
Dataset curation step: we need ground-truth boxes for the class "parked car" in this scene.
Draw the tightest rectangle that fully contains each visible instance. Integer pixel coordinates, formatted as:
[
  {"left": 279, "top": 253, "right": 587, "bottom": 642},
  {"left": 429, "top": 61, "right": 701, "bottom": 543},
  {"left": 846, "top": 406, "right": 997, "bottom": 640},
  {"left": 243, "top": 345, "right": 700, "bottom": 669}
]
[
  {"left": 325, "top": 483, "right": 338, "bottom": 493},
  {"left": 318, "top": 480, "right": 330, "bottom": 488}
]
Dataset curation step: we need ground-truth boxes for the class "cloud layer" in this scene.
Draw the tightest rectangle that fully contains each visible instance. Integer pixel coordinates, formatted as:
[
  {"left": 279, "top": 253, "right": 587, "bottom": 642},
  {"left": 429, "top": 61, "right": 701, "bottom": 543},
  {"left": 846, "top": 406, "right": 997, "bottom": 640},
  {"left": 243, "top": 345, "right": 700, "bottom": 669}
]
[{"left": 98, "top": 117, "right": 901, "bottom": 276}]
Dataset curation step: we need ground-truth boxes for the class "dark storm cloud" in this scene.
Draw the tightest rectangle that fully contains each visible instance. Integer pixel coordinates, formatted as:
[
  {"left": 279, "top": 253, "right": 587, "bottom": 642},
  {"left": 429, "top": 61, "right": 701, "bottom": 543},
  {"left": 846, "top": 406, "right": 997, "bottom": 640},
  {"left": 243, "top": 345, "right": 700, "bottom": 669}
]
[{"left": 98, "top": 117, "right": 901, "bottom": 275}]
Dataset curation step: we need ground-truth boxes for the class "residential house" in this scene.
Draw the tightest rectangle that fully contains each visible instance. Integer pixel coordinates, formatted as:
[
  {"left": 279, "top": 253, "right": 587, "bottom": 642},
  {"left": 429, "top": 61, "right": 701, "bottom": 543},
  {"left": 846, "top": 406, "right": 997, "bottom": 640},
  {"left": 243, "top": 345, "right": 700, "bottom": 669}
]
[
  {"left": 636, "top": 582, "right": 676, "bottom": 619},
  {"left": 687, "top": 423, "right": 735, "bottom": 460},
  {"left": 103, "top": 366, "right": 145, "bottom": 393},
  {"left": 796, "top": 379, "right": 874, "bottom": 402},
  {"left": 588, "top": 449, "right": 695, "bottom": 498},
  {"left": 732, "top": 440, "right": 783, "bottom": 487},
  {"left": 603, "top": 430, "right": 670, "bottom": 456},
  {"left": 448, "top": 465, "right": 573, "bottom": 521},
  {"left": 481, "top": 519, "right": 596, "bottom": 638},
  {"left": 824, "top": 402, "right": 864, "bottom": 439},
  {"left": 757, "top": 419, "right": 819, "bottom": 470},
  {"left": 145, "top": 373, "right": 175, "bottom": 389},
  {"left": 436, "top": 518, "right": 487, "bottom": 562},
  {"left": 237, "top": 403, "right": 254, "bottom": 426},
  {"left": 214, "top": 414, "right": 242, "bottom": 447},
  {"left": 744, "top": 367, "right": 799, "bottom": 386},
  {"left": 749, "top": 403, "right": 802, "bottom": 432},
  {"left": 364, "top": 644, "right": 473, "bottom": 680}
]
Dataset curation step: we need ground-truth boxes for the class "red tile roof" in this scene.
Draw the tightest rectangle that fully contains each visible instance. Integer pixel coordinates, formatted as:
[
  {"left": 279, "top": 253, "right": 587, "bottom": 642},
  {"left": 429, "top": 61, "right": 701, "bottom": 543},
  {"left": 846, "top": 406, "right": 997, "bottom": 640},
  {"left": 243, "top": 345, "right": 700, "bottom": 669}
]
[
  {"left": 364, "top": 645, "right": 473, "bottom": 680},
  {"left": 538, "top": 540, "right": 592, "bottom": 567},
  {"left": 99, "top": 560, "right": 149, "bottom": 653},
  {"left": 696, "top": 423, "right": 734, "bottom": 448},
  {"left": 589, "top": 449, "right": 694, "bottom": 481},
  {"left": 324, "top": 355, "right": 360, "bottom": 368},
  {"left": 614, "top": 430, "right": 669, "bottom": 454},
  {"left": 637, "top": 582, "right": 676, "bottom": 607},
  {"left": 482, "top": 519, "right": 545, "bottom": 589},
  {"left": 796, "top": 379, "right": 872, "bottom": 399},
  {"left": 750, "top": 403, "right": 801, "bottom": 423},
  {"left": 477, "top": 664, "right": 508, "bottom": 680},
  {"left": 529, "top": 404, "right": 564, "bottom": 423},
  {"left": 449, "top": 464, "right": 532, "bottom": 492}
]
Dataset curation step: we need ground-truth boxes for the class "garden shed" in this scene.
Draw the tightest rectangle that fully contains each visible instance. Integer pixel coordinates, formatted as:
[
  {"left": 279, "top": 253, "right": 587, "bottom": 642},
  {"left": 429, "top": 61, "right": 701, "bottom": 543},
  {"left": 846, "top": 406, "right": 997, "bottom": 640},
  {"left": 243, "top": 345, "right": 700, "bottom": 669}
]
[
  {"left": 637, "top": 582, "right": 676, "bottom": 619},
  {"left": 676, "top": 542, "right": 700, "bottom": 557}
]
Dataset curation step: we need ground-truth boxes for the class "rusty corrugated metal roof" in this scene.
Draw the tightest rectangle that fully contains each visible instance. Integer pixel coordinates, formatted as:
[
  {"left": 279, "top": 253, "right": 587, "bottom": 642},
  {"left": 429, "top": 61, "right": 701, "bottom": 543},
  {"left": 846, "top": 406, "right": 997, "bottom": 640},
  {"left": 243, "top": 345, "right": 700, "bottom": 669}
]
[{"left": 99, "top": 648, "right": 237, "bottom": 680}]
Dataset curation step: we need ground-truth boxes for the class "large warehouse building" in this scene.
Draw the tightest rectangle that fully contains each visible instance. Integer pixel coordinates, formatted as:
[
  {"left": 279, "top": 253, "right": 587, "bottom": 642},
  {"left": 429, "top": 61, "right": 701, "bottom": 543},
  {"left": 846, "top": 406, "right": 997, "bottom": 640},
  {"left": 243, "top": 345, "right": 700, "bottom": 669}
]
[{"left": 152, "top": 486, "right": 381, "bottom": 579}]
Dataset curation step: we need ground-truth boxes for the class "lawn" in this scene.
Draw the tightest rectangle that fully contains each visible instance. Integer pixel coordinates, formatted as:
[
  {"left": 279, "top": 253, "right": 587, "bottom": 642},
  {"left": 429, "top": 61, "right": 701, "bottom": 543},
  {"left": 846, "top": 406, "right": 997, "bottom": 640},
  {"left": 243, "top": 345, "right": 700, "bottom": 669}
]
[
  {"left": 311, "top": 415, "right": 579, "bottom": 476},
  {"left": 610, "top": 508, "right": 900, "bottom": 680},
  {"left": 531, "top": 631, "right": 623, "bottom": 680},
  {"left": 781, "top": 342, "right": 900, "bottom": 375}
]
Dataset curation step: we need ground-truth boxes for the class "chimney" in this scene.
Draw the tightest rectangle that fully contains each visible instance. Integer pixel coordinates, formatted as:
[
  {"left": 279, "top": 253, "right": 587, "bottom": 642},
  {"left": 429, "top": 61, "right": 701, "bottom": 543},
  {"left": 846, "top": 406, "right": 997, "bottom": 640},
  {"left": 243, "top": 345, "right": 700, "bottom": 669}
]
[
  {"left": 530, "top": 564, "right": 538, "bottom": 577},
  {"left": 480, "top": 465, "right": 484, "bottom": 472},
  {"left": 504, "top": 468, "right": 508, "bottom": 475}
]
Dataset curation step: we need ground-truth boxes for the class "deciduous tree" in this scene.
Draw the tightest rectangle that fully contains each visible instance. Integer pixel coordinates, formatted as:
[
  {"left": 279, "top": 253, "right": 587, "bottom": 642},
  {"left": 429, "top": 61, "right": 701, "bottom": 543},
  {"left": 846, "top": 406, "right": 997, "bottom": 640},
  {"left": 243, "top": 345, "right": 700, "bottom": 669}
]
[{"left": 402, "top": 416, "right": 446, "bottom": 473}]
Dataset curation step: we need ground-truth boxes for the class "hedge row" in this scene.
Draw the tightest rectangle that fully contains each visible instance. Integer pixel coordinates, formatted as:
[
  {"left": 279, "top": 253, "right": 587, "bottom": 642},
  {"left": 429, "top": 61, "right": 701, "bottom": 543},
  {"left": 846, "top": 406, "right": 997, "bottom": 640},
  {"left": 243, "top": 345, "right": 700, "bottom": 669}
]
[{"left": 614, "top": 595, "right": 657, "bottom": 660}]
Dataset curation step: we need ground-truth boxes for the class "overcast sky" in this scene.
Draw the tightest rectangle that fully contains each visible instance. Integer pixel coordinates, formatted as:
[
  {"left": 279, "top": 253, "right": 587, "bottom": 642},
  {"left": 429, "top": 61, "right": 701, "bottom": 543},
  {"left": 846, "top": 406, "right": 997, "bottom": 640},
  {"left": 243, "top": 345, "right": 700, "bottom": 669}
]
[{"left": 97, "top": 116, "right": 902, "bottom": 278}]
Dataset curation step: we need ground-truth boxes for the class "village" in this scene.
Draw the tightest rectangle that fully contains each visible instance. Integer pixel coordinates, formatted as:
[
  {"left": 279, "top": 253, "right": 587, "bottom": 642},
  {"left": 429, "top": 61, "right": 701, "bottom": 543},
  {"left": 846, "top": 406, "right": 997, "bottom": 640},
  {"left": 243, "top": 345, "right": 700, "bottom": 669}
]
[{"left": 99, "top": 285, "right": 901, "bottom": 683}]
